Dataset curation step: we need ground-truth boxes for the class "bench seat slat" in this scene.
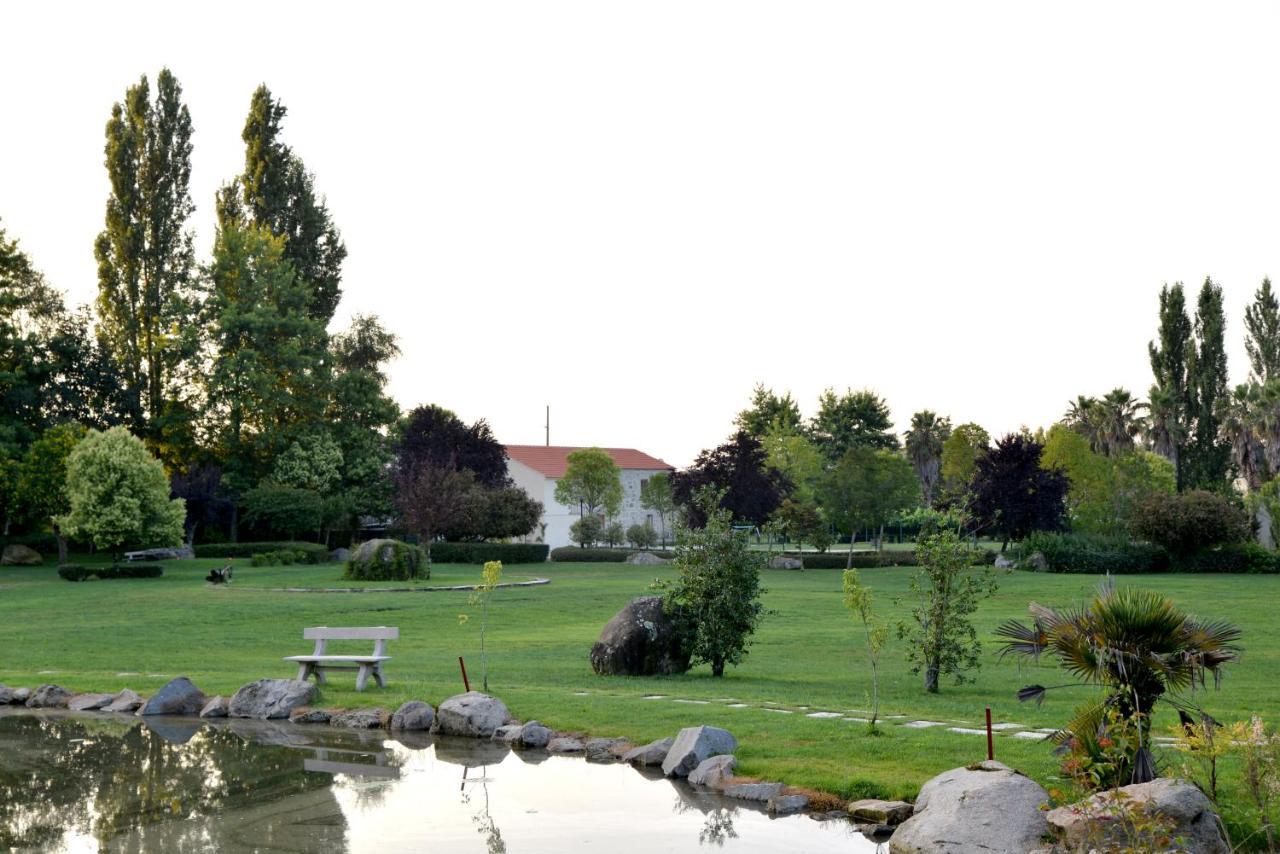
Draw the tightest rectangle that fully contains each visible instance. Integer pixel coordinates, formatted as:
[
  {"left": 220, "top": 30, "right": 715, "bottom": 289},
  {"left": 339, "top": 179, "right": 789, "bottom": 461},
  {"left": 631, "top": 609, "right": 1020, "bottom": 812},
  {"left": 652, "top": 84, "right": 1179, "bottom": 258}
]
[
  {"left": 304, "top": 626, "right": 399, "bottom": 641},
  {"left": 285, "top": 655, "right": 392, "bottom": 663}
]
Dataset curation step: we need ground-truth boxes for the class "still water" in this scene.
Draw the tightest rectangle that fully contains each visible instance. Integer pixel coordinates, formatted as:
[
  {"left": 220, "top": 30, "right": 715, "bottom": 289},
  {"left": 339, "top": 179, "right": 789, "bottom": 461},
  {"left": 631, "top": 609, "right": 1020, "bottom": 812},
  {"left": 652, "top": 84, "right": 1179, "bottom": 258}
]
[{"left": 0, "top": 710, "right": 881, "bottom": 853}]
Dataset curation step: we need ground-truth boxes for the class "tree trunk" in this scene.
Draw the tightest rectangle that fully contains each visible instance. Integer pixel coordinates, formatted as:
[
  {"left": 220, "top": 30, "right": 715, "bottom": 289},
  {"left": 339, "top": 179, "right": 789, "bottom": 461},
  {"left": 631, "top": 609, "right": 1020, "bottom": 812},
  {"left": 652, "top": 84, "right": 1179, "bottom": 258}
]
[
  {"left": 55, "top": 531, "right": 68, "bottom": 566},
  {"left": 845, "top": 533, "right": 856, "bottom": 569},
  {"left": 924, "top": 662, "right": 940, "bottom": 693},
  {"left": 711, "top": 656, "right": 725, "bottom": 677}
]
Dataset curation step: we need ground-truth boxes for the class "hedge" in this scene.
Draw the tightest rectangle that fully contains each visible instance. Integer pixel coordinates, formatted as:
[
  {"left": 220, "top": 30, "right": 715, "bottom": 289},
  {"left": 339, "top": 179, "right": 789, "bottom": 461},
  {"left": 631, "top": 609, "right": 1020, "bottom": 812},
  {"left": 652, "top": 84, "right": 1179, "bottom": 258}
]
[
  {"left": 429, "top": 542, "right": 551, "bottom": 564},
  {"left": 1019, "top": 532, "right": 1169, "bottom": 574},
  {"left": 1171, "top": 542, "right": 1280, "bottom": 574},
  {"left": 550, "top": 547, "right": 676, "bottom": 563},
  {"left": 59, "top": 564, "right": 163, "bottom": 582},
  {"left": 250, "top": 549, "right": 311, "bottom": 567},
  {"left": 193, "top": 541, "right": 329, "bottom": 563}
]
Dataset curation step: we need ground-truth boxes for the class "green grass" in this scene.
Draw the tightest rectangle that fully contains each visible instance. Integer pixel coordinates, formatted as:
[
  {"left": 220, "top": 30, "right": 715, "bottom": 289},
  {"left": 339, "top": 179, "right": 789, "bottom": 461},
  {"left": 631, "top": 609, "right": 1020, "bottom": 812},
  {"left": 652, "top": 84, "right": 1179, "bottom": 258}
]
[{"left": 0, "top": 556, "right": 1275, "bottom": 837}]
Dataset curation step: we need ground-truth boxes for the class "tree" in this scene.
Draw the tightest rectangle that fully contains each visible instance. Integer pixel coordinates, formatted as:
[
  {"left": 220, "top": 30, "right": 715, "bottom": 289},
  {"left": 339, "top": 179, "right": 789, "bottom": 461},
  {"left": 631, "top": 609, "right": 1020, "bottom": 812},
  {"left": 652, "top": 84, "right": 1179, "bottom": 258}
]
[
  {"left": 969, "top": 434, "right": 1069, "bottom": 550},
  {"left": 241, "top": 482, "right": 323, "bottom": 541},
  {"left": 997, "top": 579, "right": 1241, "bottom": 786},
  {"left": 897, "top": 531, "right": 999, "bottom": 693},
  {"left": 1218, "top": 383, "right": 1268, "bottom": 490},
  {"left": 939, "top": 422, "right": 990, "bottom": 500},
  {"left": 640, "top": 471, "right": 676, "bottom": 546},
  {"left": 14, "top": 423, "right": 85, "bottom": 563},
  {"left": 810, "top": 388, "right": 898, "bottom": 461},
  {"left": 904, "top": 410, "right": 951, "bottom": 506},
  {"left": 1245, "top": 277, "right": 1280, "bottom": 385},
  {"left": 1185, "top": 277, "right": 1231, "bottom": 491},
  {"left": 225, "top": 85, "right": 346, "bottom": 323},
  {"left": 396, "top": 404, "right": 509, "bottom": 489},
  {"left": 569, "top": 514, "right": 602, "bottom": 547},
  {"left": 554, "top": 447, "right": 623, "bottom": 519},
  {"left": 461, "top": 561, "right": 504, "bottom": 692},
  {"left": 735, "top": 384, "right": 802, "bottom": 438},
  {"left": 775, "top": 497, "right": 832, "bottom": 553},
  {"left": 762, "top": 423, "right": 824, "bottom": 503},
  {"left": 272, "top": 432, "right": 343, "bottom": 494},
  {"left": 602, "top": 521, "right": 625, "bottom": 548},
  {"left": 843, "top": 569, "right": 888, "bottom": 730},
  {"left": 394, "top": 461, "right": 476, "bottom": 568},
  {"left": 1042, "top": 424, "right": 1175, "bottom": 537},
  {"left": 1149, "top": 283, "right": 1194, "bottom": 489},
  {"left": 444, "top": 485, "right": 542, "bottom": 541},
  {"left": 1129, "top": 490, "right": 1250, "bottom": 557},
  {"left": 627, "top": 522, "right": 658, "bottom": 549},
  {"left": 58, "top": 426, "right": 185, "bottom": 554},
  {"left": 660, "top": 489, "right": 767, "bottom": 677},
  {"left": 670, "top": 431, "right": 791, "bottom": 527},
  {"left": 819, "top": 447, "right": 919, "bottom": 564},
  {"left": 94, "top": 69, "right": 201, "bottom": 448}
]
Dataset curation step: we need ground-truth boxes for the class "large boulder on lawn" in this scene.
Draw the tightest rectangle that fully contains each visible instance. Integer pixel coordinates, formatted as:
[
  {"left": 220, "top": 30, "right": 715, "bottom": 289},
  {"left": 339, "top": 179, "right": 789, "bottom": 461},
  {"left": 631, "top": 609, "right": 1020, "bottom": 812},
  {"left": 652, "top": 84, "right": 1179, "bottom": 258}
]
[
  {"left": 769, "top": 555, "right": 803, "bottom": 570},
  {"left": 1, "top": 544, "right": 42, "bottom": 565},
  {"left": 390, "top": 701, "right": 435, "bottom": 731},
  {"left": 625, "top": 551, "right": 669, "bottom": 566},
  {"left": 589, "top": 596, "right": 690, "bottom": 676},
  {"left": 228, "top": 679, "right": 317, "bottom": 720},
  {"left": 890, "top": 760, "right": 1049, "bottom": 854},
  {"left": 347, "top": 538, "right": 426, "bottom": 581},
  {"left": 662, "top": 725, "right": 738, "bottom": 777},
  {"left": 137, "top": 677, "right": 207, "bottom": 716},
  {"left": 435, "top": 692, "right": 510, "bottom": 738},
  {"left": 1045, "top": 777, "right": 1229, "bottom": 854},
  {"left": 26, "top": 684, "right": 73, "bottom": 708}
]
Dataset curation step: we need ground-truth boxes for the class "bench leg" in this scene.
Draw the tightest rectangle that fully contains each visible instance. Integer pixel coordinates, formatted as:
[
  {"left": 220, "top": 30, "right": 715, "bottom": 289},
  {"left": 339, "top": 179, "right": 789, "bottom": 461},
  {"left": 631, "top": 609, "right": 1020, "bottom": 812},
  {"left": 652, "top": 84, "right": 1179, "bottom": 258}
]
[
  {"left": 373, "top": 663, "right": 385, "bottom": 688},
  {"left": 314, "top": 666, "right": 327, "bottom": 685},
  {"left": 296, "top": 662, "right": 312, "bottom": 682},
  {"left": 355, "top": 664, "right": 370, "bottom": 692}
]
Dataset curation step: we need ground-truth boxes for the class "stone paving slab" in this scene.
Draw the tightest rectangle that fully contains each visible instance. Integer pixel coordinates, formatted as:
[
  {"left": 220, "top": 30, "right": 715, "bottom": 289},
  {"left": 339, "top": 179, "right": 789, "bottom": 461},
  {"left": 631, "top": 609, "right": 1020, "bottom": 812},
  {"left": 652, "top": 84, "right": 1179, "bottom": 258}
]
[{"left": 901, "top": 720, "right": 947, "bottom": 729}]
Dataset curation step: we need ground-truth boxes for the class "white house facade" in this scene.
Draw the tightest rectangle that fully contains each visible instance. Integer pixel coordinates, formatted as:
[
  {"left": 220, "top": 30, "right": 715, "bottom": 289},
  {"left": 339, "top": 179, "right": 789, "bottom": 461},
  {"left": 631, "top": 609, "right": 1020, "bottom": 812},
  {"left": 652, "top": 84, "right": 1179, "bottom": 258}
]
[{"left": 504, "top": 445, "right": 675, "bottom": 549}]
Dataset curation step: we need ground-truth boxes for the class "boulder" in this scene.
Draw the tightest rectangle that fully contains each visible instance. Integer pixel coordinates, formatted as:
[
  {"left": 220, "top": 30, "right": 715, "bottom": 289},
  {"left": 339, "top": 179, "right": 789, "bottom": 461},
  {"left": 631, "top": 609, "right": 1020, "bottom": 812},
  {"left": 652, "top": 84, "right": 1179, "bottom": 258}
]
[
  {"left": 68, "top": 693, "right": 115, "bottom": 712},
  {"left": 331, "top": 708, "right": 388, "bottom": 729},
  {"left": 199, "top": 696, "right": 230, "bottom": 718},
  {"left": 390, "top": 701, "right": 435, "bottom": 731},
  {"left": 435, "top": 692, "right": 510, "bottom": 738},
  {"left": 584, "top": 737, "right": 628, "bottom": 763},
  {"left": 0, "top": 685, "right": 26, "bottom": 705},
  {"left": 493, "top": 724, "right": 524, "bottom": 742},
  {"left": 1045, "top": 777, "right": 1229, "bottom": 854},
  {"left": 688, "top": 754, "right": 737, "bottom": 788},
  {"left": 625, "top": 551, "right": 669, "bottom": 566},
  {"left": 768, "top": 793, "right": 809, "bottom": 815},
  {"left": 547, "top": 736, "right": 585, "bottom": 754},
  {"left": 519, "top": 721, "right": 551, "bottom": 749},
  {"left": 661, "top": 725, "right": 738, "bottom": 778},
  {"left": 138, "top": 677, "right": 207, "bottom": 716},
  {"left": 769, "top": 556, "right": 804, "bottom": 570},
  {"left": 330, "top": 547, "right": 351, "bottom": 563},
  {"left": 724, "top": 781, "right": 784, "bottom": 802},
  {"left": 26, "top": 684, "right": 73, "bottom": 708},
  {"left": 289, "top": 707, "right": 332, "bottom": 724},
  {"left": 623, "top": 737, "right": 675, "bottom": 767},
  {"left": 994, "top": 554, "right": 1016, "bottom": 570},
  {"left": 1, "top": 544, "right": 42, "bottom": 565},
  {"left": 848, "top": 798, "right": 914, "bottom": 825},
  {"left": 589, "top": 596, "right": 690, "bottom": 676},
  {"left": 1025, "top": 551, "right": 1049, "bottom": 572},
  {"left": 228, "top": 678, "right": 317, "bottom": 720},
  {"left": 889, "top": 760, "right": 1050, "bottom": 854},
  {"left": 103, "top": 689, "right": 144, "bottom": 713}
]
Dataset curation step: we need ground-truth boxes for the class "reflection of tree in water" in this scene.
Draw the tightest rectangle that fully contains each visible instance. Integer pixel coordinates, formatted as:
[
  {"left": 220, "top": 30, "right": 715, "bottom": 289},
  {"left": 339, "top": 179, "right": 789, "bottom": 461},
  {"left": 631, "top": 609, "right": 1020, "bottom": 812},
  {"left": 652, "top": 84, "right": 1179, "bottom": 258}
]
[
  {"left": 461, "top": 767, "right": 506, "bottom": 854},
  {"left": 0, "top": 714, "right": 336, "bottom": 850},
  {"left": 671, "top": 793, "right": 739, "bottom": 847}
]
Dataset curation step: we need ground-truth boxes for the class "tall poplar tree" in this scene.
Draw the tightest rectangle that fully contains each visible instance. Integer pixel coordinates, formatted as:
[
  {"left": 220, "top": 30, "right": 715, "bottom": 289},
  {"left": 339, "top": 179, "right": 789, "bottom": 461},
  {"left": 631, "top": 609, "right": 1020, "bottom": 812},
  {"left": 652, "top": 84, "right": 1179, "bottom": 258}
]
[
  {"left": 1148, "top": 283, "right": 1193, "bottom": 489},
  {"left": 222, "top": 85, "right": 346, "bottom": 324},
  {"left": 1184, "top": 277, "right": 1231, "bottom": 490},
  {"left": 1245, "top": 277, "right": 1280, "bottom": 385},
  {"left": 94, "top": 69, "right": 200, "bottom": 455}
]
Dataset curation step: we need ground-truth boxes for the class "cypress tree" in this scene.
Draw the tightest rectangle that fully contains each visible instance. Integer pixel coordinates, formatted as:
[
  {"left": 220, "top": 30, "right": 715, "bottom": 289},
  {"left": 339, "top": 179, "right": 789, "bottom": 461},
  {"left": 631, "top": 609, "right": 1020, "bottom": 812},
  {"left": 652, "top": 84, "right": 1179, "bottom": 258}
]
[
  {"left": 1148, "top": 283, "right": 1193, "bottom": 489},
  {"left": 1245, "top": 277, "right": 1280, "bottom": 384},
  {"left": 1184, "top": 277, "right": 1231, "bottom": 490}
]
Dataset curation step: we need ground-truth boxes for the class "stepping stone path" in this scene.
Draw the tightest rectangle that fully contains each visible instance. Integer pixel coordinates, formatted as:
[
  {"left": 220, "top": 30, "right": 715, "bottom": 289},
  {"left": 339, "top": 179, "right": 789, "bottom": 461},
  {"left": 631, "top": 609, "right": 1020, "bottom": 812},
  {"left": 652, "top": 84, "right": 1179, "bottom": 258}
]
[
  {"left": 1012, "top": 731, "right": 1051, "bottom": 740},
  {"left": 901, "top": 720, "right": 947, "bottom": 729},
  {"left": 805, "top": 712, "right": 842, "bottom": 719},
  {"left": 948, "top": 727, "right": 989, "bottom": 735},
  {"left": 673, "top": 699, "right": 709, "bottom": 705}
]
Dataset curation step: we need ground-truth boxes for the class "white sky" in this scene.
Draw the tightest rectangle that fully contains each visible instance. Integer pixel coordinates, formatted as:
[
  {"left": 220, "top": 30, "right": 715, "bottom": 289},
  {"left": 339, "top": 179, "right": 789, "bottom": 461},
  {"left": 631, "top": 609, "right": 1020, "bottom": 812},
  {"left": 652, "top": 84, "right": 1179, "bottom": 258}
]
[{"left": 4, "top": 2, "right": 1279, "bottom": 466}]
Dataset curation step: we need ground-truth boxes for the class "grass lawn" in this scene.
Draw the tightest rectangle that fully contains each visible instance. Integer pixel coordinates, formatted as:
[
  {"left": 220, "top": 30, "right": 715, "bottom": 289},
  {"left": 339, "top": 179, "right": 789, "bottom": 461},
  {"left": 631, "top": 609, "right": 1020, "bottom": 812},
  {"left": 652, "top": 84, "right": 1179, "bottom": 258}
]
[{"left": 0, "top": 556, "right": 1274, "bottom": 839}]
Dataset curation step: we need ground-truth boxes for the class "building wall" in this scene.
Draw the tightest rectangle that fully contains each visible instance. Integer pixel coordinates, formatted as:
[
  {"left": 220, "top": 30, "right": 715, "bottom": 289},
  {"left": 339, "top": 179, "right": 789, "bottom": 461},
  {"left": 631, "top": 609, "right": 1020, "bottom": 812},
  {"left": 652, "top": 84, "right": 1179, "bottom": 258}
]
[{"left": 507, "top": 459, "right": 673, "bottom": 549}]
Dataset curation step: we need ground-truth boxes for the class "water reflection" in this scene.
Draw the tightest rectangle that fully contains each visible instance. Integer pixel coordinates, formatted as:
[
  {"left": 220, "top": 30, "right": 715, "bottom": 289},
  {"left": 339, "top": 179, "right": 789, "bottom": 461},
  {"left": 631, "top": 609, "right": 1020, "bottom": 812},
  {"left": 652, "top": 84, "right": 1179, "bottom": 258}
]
[{"left": 0, "top": 710, "right": 877, "bottom": 853}]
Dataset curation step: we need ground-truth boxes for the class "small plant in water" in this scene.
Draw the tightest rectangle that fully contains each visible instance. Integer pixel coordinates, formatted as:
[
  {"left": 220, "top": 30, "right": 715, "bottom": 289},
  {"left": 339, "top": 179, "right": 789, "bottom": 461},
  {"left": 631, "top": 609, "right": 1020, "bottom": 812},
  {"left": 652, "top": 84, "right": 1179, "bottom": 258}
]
[{"left": 459, "top": 560, "right": 503, "bottom": 692}]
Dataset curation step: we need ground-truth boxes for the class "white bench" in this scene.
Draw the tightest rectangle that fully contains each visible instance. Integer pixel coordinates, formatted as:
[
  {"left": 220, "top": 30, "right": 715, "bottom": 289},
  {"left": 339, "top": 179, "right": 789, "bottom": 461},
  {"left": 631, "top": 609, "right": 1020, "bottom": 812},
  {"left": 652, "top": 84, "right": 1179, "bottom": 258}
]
[{"left": 284, "top": 626, "right": 398, "bottom": 692}]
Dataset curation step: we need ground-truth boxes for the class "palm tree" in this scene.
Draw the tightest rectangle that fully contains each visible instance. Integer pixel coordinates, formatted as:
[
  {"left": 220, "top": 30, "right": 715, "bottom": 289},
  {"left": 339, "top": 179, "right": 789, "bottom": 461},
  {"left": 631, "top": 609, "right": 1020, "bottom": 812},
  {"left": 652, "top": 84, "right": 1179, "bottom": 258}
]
[
  {"left": 1219, "top": 383, "right": 1267, "bottom": 490},
  {"left": 996, "top": 579, "right": 1241, "bottom": 787},
  {"left": 903, "top": 411, "right": 951, "bottom": 507},
  {"left": 1095, "top": 388, "right": 1146, "bottom": 457},
  {"left": 1253, "top": 379, "right": 1280, "bottom": 476},
  {"left": 1144, "top": 385, "right": 1183, "bottom": 469},
  {"left": 1064, "top": 395, "right": 1103, "bottom": 454}
]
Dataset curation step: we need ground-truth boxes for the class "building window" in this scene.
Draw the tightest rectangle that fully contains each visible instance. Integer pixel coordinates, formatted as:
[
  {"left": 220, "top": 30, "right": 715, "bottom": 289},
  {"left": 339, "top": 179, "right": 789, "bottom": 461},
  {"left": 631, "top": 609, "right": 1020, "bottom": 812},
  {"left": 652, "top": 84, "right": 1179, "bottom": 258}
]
[{"left": 640, "top": 478, "right": 648, "bottom": 491}]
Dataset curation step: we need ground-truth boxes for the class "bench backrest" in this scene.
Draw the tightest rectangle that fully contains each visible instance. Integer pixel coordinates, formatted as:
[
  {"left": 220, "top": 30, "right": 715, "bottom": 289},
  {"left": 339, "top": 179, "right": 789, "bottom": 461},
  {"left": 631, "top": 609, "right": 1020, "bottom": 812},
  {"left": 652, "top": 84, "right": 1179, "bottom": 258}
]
[{"left": 304, "top": 626, "right": 399, "bottom": 641}]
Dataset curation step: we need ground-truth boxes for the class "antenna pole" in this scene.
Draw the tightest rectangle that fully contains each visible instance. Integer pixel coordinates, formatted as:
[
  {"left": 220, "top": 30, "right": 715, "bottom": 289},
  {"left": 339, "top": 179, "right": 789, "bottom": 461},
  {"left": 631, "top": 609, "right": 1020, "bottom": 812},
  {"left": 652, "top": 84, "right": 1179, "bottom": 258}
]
[{"left": 545, "top": 404, "right": 550, "bottom": 446}]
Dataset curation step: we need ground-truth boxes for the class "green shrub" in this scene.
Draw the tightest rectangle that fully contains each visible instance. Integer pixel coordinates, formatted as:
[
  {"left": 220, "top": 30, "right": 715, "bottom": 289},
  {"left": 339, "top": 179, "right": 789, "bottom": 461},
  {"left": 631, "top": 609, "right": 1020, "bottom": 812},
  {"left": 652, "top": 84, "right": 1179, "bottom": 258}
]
[
  {"left": 779, "top": 551, "right": 914, "bottom": 569},
  {"left": 428, "top": 542, "right": 550, "bottom": 564},
  {"left": 58, "top": 564, "right": 163, "bottom": 581},
  {"left": 1130, "top": 490, "right": 1251, "bottom": 556},
  {"left": 550, "top": 547, "right": 676, "bottom": 563},
  {"left": 1173, "top": 542, "right": 1280, "bottom": 574},
  {"left": 57, "top": 565, "right": 90, "bottom": 582},
  {"left": 626, "top": 523, "right": 658, "bottom": 549},
  {"left": 1019, "top": 532, "right": 1169, "bottom": 574},
  {"left": 570, "top": 516, "right": 602, "bottom": 547},
  {"left": 194, "top": 541, "right": 328, "bottom": 563},
  {"left": 344, "top": 540, "right": 427, "bottom": 581},
  {"left": 249, "top": 548, "right": 310, "bottom": 567}
]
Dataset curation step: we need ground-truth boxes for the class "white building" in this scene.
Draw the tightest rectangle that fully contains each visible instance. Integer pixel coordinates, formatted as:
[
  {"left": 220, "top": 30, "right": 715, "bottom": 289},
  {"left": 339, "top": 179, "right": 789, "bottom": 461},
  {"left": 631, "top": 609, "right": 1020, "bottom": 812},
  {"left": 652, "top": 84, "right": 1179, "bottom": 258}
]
[{"left": 505, "top": 445, "right": 675, "bottom": 549}]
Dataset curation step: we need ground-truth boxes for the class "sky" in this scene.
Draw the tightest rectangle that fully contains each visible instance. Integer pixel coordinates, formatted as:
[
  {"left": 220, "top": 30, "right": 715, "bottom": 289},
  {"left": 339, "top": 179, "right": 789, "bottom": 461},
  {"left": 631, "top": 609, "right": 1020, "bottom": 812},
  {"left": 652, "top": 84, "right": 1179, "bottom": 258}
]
[{"left": 4, "top": 2, "right": 1280, "bottom": 467}]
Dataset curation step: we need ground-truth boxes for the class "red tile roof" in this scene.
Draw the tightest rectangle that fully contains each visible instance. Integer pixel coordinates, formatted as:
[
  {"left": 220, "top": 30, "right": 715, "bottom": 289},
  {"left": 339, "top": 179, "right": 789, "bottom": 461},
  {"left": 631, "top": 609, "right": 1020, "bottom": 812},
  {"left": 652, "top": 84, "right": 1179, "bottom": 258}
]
[{"left": 505, "top": 445, "right": 674, "bottom": 478}]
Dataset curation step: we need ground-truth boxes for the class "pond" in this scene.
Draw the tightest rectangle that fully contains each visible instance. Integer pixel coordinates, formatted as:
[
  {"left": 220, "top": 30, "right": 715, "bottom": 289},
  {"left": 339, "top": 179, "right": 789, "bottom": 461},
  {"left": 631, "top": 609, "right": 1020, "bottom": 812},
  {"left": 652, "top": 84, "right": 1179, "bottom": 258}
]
[{"left": 0, "top": 710, "right": 882, "bottom": 853}]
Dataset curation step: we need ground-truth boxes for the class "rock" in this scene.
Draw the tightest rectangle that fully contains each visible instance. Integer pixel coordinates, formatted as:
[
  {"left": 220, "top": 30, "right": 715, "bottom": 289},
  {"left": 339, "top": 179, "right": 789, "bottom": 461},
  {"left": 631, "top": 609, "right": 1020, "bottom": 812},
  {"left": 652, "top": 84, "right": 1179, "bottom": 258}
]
[
  {"left": 349, "top": 538, "right": 426, "bottom": 578},
  {"left": 331, "top": 708, "right": 388, "bottom": 729},
  {"left": 0, "top": 685, "right": 25, "bottom": 705},
  {"left": 688, "top": 754, "right": 737, "bottom": 788},
  {"left": 435, "top": 692, "right": 510, "bottom": 738},
  {"left": 330, "top": 547, "right": 351, "bottom": 563},
  {"left": 67, "top": 693, "right": 115, "bottom": 711},
  {"left": 724, "top": 781, "right": 784, "bottom": 802},
  {"left": 661, "top": 725, "right": 739, "bottom": 778},
  {"left": 26, "top": 684, "right": 73, "bottom": 708},
  {"left": 138, "top": 677, "right": 207, "bottom": 716},
  {"left": 1045, "top": 777, "right": 1229, "bottom": 854},
  {"left": 1259, "top": 504, "right": 1276, "bottom": 550},
  {"left": 547, "top": 736, "right": 585, "bottom": 753},
  {"left": 493, "top": 724, "right": 524, "bottom": 742},
  {"left": 589, "top": 596, "right": 690, "bottom": 676},
  {"left": 1025, "top": 551, "right": 1049, "bottom": 572},
  {"left": 811, "top": 810, "right": 849, "bottom": 822},
  {"left": 1, "top": 544, "right": 42, "bottom": 565},
  {"left": 519, "top": 721, "right": 551, "bottom": 749},
  {"left": 584, "top": 737, "right": 628, "bottom": 763},
  {"left": 623, "top": 737, "right": 675, "bottom": 767},
  {"left": 103, "top": 689, "right": 143, "bottom": 713},
  {"left": 228, "top": 678, "right": 317, "bottom": 720},
  {"left": 289, "top": 707, "right": 332, "bottom": 724},
  {"left": 390, "top": 701, "right": 435, "bottom": 731},
  {"left": 769, "top": 556, "right": 804, "bottom": 570},
  {"left": 889, "top": 760, "right": 1050, "bottom": 854},
  {"left": 994, "top": 554, "right": 1016, "bottom": 570},
  {"left": 625, "top": 551, "right": 669, "bottom": 565},
  {"left": 199, "top": 696, "right": 229, "bottom": 718},
  {"left": 848, "top": 798, "right": 914, "bottom": 825},
  {"left": 12, "top": 687, "right": 31, "bottom": 704},
  {"left": 768, "top": 793, "right": 810, "bottom": 815}
]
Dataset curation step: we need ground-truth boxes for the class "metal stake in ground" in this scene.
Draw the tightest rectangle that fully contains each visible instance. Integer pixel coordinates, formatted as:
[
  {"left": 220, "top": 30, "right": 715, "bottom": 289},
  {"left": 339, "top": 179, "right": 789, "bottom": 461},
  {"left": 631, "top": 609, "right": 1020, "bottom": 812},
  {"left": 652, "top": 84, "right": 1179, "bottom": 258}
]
[
  {"left": 985, "top": 707, "right": 994, "bottom": 761},
  {"left": 459, "top": 656, "right": 471, "bottom": 692}
]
